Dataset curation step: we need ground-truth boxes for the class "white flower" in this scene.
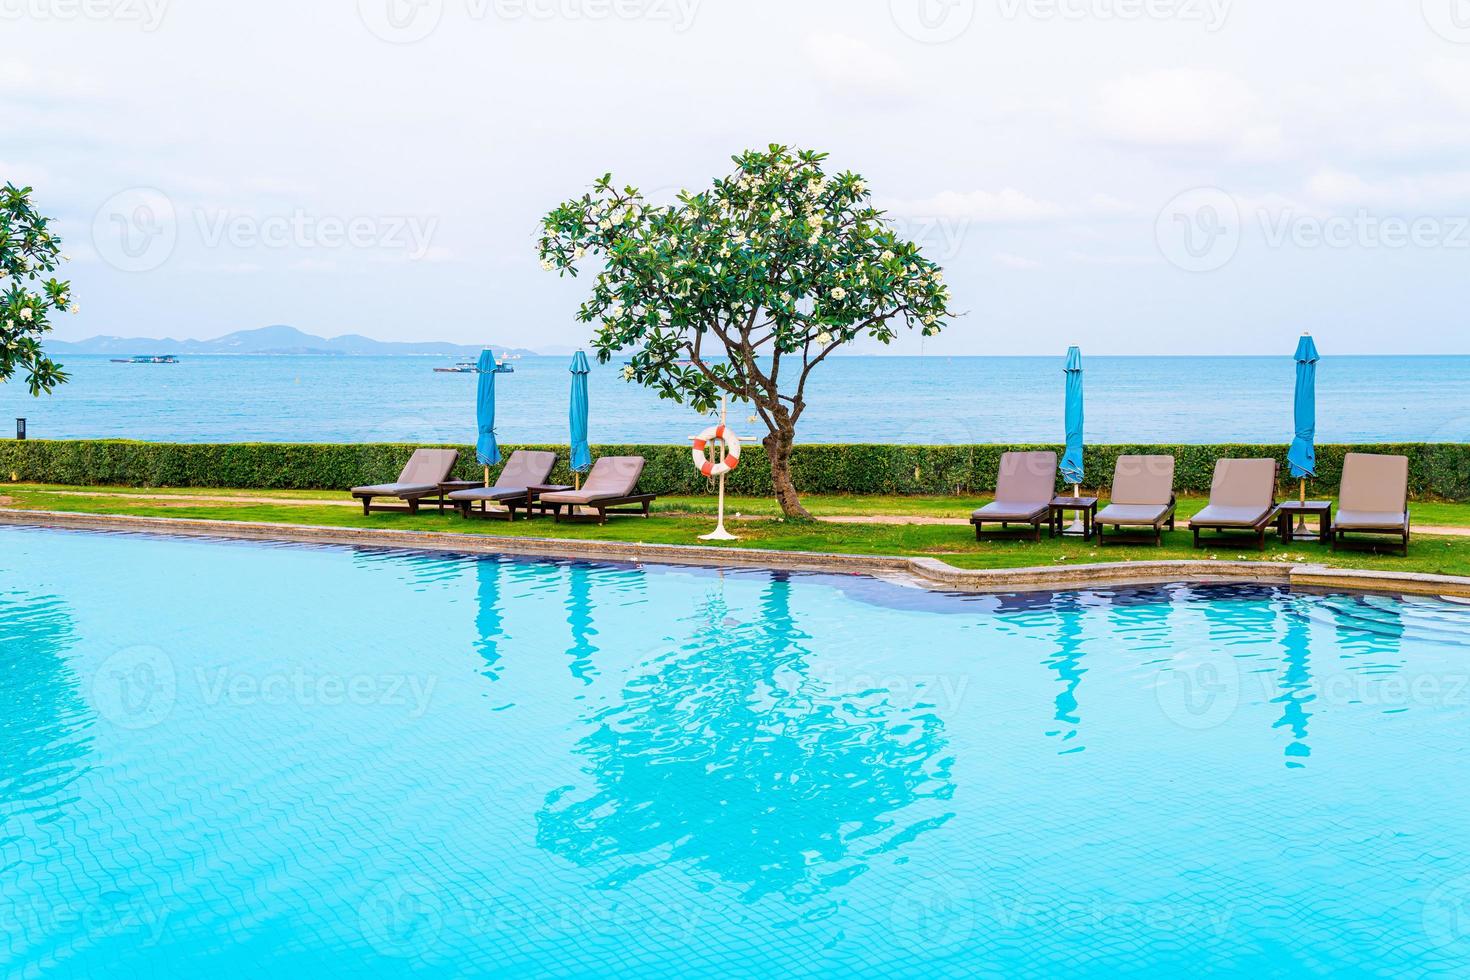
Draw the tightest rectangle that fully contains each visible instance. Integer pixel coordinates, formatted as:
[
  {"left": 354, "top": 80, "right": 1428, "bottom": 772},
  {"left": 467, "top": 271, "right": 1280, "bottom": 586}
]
[
  {"left": 62, "top": 254, "right": 71, "bottom": 262},
  {"left": 779, "top": 291, "right": 792, "bottom": 303},
  {"left": 622, "top": 365, "right": 635, "bottom": 381},
  {"left": 830, "top": 287, "right": 846, "bottom": 300},
  {"left": 732, "top": 231, "right": 747, "bottom": 245},
  {"left": 880, "top": 250, "right": 895, "bottom": 262},
  {"left": 853, "top": 180, "right": 867, "bottom": 194},
  {"left": 573, "top": 247, "right": 586, "bottom": 260},
  {"left": 922, "top": 314, "right": 936, "bottom": 325},
  {"left": 598, "top": 219, "right": 612, "bottom": 231},
  {"left": 70, "top": 305, "right": 79, "bottom": 315},
  {"left": 815, "top": 331, "right": 833, "bottom": 346},
  {"left": 19, "top": 307, "right": 32, "bottom": 321},
  {"left": 539, "top": 259, "right": 555, "bottom": 271},
  {"left": 807, "top": 234, "right": 821, "bottom": 246}
]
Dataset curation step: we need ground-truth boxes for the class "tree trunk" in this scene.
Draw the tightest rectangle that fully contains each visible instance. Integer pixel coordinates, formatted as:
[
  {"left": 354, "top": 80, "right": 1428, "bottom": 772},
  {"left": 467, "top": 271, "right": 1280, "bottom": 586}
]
[{"left": 764, "top": 425, "right": 810, "bottom": 520}]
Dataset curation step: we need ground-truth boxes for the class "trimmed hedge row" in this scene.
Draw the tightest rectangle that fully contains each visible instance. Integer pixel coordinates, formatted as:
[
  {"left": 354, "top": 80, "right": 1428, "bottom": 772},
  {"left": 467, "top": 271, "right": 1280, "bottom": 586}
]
[{"left": 2, "top": 440, "right": 1468, "bottom": 500}]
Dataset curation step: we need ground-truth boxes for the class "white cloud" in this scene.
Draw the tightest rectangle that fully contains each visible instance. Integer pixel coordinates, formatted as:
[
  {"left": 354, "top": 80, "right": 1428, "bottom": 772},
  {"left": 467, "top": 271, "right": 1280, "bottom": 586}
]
[
  {"left": 1304, "top": 170, "right": 1470, "bottom": 210},
  {"left": 1095, "top": 69, "right": 1278, "bottom": 154},
  {"left": 802, "top": 33, "right": 911, "bottom": 97},
  {"left": 993, "top": 252, "right": 1042, "bottom": 270},
  {"left": 886, "top": 188, "right": 1064, "bottom": 223},
  {"left": 1066, "top": 251, "right": 1159, "bottom": 267},
  {"left": 1425, "top": 60, "right": 1470, "bottom": 113},
  {"left": 1086, "top": 193, "right": 1135, "bottom": 216}
]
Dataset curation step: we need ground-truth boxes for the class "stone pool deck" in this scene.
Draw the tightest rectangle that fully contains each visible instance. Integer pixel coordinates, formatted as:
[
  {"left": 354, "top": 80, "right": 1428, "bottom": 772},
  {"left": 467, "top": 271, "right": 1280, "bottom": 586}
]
[{"left": 6, "top": 507, "right": 1470, "bottom": 599}]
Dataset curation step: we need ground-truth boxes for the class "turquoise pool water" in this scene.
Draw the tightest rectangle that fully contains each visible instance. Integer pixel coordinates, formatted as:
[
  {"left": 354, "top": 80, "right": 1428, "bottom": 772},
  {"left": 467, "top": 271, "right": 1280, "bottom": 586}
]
[{"left": 3, "top": 525, "right": 1470, "bottom": 977}]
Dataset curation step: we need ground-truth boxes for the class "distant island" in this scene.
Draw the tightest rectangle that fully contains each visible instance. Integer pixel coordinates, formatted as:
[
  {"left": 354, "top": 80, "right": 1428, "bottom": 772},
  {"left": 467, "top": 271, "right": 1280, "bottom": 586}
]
[{"left": 49, "top": 325, "right": 538, "bottom": 358}]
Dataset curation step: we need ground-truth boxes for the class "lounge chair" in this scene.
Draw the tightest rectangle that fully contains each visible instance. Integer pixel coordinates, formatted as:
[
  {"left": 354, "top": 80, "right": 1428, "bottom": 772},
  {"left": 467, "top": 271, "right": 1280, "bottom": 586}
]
[
  {"left": 350, "top": 448, "right": 459, "bottom": 515},
  {"left": 447, "top": 450, "right": 557, "bottom": 521},
  {"left": 969, "top": 451, "right": 1057, "bottom": 542},
  {"left": 1094, "top": 454, "right": 1176, "bottom": 545},
  {"left": 1189, "top": 458, "right": 1279, "bottom": 550},
  {"left": 1333, "top": 452, "right": 1410, "bottom": 555},
  {"left": 539, "top": 456, "right": 655, "bottom": 524}
]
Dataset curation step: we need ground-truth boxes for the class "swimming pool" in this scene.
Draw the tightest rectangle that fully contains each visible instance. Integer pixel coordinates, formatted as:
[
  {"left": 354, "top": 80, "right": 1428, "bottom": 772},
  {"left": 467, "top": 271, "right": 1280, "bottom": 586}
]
[{"left": 4, "top": 524, "right": 1470, "bottom": 977}]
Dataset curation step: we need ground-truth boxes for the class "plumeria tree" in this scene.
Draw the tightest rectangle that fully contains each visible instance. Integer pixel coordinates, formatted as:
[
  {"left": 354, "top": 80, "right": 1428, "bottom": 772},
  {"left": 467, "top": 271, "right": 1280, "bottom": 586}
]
[
  {"left": 1, "top": 183, "right": 72, "bottom": 395},
  {"left": 538, "top": 145, "right": 954, "bottom": 519}
]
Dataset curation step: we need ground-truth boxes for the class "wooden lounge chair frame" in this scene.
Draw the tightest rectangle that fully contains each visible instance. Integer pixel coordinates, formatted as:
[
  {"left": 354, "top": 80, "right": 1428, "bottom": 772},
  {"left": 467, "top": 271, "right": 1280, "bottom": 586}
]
[
  {"left": 1189, "top": 458, "right": 1279, "bottom": 551},
  {"left": 1331, "top": 453, "right": 1411, "bottom": 555},
  {"left": 546, "top": 494, "right": 657, "bottom": 525},
  {"left": 969, "top": 451, "right": 1058, "bottom": 543},
  {"left": 350, "top": 448, "right": 460, "bottom": 516},
  {"left": 1094, "top": 455, "right": 1177, "bottom": 546},
  {"left": 1098, "top": 496, "right": 1177, "bottom": 546},
  {"left": 449, "top": 450, "right": 558, "bottom": 521},
  {"left": 540, "top": 456, "right": 656, "bottom": 525}
]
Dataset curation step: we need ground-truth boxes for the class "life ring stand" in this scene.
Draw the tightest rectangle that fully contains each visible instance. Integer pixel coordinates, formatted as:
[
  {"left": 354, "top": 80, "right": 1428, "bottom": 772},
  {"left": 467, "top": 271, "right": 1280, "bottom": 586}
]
[{"left": 691, "top": 424, "right": 741, "bottom": 478}]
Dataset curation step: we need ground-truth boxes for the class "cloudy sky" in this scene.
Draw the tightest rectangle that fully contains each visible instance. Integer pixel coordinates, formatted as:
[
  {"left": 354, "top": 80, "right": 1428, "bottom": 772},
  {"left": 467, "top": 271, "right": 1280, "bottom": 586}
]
[{"left": 6, "top": 0, "right": 1469, "bottom": 354}]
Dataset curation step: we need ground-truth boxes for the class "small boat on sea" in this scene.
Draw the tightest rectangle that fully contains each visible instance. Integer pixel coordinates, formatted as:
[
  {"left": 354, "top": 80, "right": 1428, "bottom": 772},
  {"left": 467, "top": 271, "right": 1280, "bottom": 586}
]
[
  {"left": 432, "top": 353, "right": 514, "bottom": 374},
  {"left": 111, "top": 354, "right": 179, "bottom": 364}
]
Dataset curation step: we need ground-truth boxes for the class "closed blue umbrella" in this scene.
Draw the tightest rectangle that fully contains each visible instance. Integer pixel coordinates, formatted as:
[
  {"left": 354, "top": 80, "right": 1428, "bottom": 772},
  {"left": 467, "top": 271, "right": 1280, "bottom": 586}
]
[
  {"left": 569, "top": 351, "right": 591, "bottom": 487},
  {"left": 1060, "top": 346, "right": 1085, "bottom": 488},
  {"left": 475, "top": 348, "right": 501, "bottom": 484},
  {"left": 1287, "top": 333, "right": 1318, "bottom": 481},
  {"left": 1287, "top": 333, "right": 1319, "bottom": 523}
]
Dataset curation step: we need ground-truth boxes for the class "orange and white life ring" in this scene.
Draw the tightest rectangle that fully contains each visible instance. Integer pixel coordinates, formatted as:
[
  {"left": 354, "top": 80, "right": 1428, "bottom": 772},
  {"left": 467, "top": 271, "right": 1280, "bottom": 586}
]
[{"left": 691, "top": 424, "right": 741, "bottom": 478}]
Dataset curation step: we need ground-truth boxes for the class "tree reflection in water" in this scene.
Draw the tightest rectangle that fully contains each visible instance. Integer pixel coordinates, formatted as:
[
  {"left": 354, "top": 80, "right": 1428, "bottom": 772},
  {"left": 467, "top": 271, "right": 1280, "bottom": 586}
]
[
  {"left": 538, "top": 575, "right": 955, "bottom": 903},
  {"left": 0, "top": 590, "right": 91, "bottom": 842}
]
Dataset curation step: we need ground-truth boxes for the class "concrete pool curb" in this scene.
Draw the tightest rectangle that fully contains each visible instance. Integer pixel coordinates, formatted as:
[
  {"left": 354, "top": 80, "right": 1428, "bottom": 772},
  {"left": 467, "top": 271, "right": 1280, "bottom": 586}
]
[{"left": 4, "top": 507, "right": 1470, "bottom": 598}]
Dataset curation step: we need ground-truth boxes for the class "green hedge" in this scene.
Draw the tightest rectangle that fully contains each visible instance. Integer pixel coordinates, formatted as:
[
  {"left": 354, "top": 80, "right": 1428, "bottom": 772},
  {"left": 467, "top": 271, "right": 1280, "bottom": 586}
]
[{"left": 2, "top": 440, "right": 1468, "bottom": 500}]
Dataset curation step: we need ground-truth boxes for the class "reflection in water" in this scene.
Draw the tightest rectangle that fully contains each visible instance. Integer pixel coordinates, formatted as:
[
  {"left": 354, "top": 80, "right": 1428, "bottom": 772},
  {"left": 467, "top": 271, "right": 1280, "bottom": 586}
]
[
  {"left": 473, "top": 557, "right": 505, "bottom": 682},
  {"left": 564, "top": 564, "right": 598, "bottom": 684},
  {"left": 1274, "top": 597, "right": 1315, "bottom": 768},
  {"left": 538, "top": 577, "right": 954, "bottom": 903},
  {"left": 1322, "top": 594, "right": 1406, "bottom": 664},
  {"left": 1198, "top": 587, "right": 1286, "bottom": 767},
  {"left": 0, "top": 590, "right": 91, "bottom": 842},
  {"left": 1044, "top": 593, "right": 1086, "bottom": 753}
]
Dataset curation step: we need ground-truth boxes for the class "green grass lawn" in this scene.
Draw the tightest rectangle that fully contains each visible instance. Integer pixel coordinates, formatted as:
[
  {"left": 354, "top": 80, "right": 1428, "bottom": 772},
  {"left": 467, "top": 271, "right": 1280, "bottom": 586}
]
[
  {"left": 4, "top": 484, "right": 1468, "bottom": 578},
  {"left": 11, "top": 483, "right": 1470, "bottom": 525}
]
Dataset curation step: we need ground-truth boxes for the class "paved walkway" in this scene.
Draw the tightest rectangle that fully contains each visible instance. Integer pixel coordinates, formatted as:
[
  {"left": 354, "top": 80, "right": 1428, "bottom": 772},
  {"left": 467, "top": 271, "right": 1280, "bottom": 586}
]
[{"left": 14, "top": 488, "right": 1470, "bottom": 537}]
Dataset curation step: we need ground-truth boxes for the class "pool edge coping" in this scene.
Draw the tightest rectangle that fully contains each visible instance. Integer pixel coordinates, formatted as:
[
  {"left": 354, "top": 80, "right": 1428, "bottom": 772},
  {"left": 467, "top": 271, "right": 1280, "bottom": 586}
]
[{"left": 4, "top": 507, "right": 1468, "bottom": 598}]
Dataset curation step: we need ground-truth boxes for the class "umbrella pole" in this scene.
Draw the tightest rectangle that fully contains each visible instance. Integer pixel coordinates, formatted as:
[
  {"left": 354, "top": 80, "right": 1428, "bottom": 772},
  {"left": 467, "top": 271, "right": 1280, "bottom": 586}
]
[
  {"left": 484, "top": 465, "right": 489, "bottom": 489},
  {"left": 1296, "top": 477, "right": 1308, "bottom": 535},
  {"left": 1067, "top": 482, "right": 1084, "bottom": 535}
]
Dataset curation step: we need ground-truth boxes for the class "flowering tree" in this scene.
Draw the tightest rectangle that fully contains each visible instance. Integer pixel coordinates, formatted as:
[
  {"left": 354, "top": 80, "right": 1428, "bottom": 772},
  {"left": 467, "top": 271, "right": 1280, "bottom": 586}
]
[
  {"left": 1, "top": 183, "right": 72, "bottom": 395},
  {"left": 538, "top": 145, "right": 955, "bottom": 519}
]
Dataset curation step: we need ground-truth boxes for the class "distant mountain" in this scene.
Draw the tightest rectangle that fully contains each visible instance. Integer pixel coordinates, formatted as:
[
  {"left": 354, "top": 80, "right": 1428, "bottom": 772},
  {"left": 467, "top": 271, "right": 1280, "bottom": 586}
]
[{"left": 50, "top": 325, "right": 537, "bottom": 358}]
